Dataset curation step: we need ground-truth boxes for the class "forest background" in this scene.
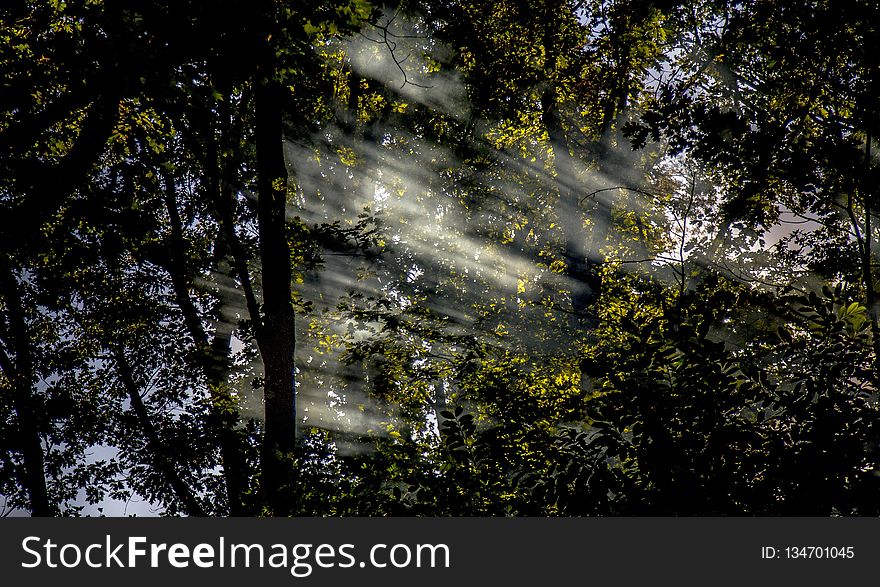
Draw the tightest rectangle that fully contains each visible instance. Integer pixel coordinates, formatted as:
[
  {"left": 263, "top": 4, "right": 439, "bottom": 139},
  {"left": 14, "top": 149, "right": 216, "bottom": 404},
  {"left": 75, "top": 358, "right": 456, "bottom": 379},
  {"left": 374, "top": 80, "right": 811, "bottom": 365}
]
[{"left": 2, "top": 0, "right": 879, "bottom": 516}]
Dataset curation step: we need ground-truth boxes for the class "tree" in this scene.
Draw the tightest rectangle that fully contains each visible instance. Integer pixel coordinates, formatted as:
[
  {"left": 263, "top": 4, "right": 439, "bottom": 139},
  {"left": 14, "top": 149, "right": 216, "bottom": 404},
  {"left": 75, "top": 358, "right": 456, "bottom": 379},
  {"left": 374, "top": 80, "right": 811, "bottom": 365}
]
[{"left": 5, "top": 0, "right": 880, "bottom": 517}]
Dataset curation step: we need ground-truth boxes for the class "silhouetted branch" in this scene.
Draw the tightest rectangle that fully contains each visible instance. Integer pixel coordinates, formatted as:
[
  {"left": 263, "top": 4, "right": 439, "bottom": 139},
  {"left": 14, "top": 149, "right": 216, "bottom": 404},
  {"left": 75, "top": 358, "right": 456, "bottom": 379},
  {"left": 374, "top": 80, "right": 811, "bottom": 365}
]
[{"left": 580, "top": 185, "right": 664, "bottom": 205}]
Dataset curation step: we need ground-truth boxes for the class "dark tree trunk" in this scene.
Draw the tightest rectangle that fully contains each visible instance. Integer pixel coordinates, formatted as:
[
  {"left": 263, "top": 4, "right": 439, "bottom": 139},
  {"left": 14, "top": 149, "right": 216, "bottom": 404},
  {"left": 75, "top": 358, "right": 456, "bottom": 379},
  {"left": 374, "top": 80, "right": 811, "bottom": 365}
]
[
  {"left": 0, "top": 260, "right": 55, "bottom": 516},
  {"left": 254, "top": 70, "right": 298, "bottom": 517},
  {"left": 161, "top": 177, "right": 250, "bottom": 515},
  {"left": 203, "top": 254, "right": 251, "bottom": 516},
  {"left": 860, "top": 134, "right": 880, "bottom": 375}
]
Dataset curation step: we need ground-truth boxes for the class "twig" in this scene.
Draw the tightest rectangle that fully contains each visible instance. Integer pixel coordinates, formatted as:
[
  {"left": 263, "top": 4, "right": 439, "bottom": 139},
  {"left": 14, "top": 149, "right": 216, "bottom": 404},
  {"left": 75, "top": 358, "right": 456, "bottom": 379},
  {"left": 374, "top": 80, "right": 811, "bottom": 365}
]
[{"left": 580, "top": 185, "right": 664, "bottom": 205}]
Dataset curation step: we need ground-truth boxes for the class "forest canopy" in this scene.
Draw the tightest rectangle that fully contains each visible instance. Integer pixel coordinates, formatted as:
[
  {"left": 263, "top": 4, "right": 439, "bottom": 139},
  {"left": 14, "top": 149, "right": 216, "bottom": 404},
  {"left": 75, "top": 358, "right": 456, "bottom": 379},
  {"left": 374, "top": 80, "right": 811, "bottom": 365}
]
[{"left": 2, "top": 0, "right": 880, "bottom": 516}]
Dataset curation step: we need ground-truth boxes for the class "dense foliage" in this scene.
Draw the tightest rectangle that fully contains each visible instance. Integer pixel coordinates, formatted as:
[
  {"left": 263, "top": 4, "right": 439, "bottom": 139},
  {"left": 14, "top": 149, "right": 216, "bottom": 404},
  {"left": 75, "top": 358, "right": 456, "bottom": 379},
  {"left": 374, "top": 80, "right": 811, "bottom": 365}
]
[{"left": 2, "top": 0, "right": 880, "bottom": 516}]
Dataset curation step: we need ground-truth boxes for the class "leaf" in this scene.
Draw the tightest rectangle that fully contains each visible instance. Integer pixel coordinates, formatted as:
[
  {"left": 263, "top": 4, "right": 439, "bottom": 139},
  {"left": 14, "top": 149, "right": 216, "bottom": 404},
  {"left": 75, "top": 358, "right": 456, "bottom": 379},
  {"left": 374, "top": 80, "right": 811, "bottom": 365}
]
[{"left": 777, "top": 327, "right": 793, "bottom": 343}]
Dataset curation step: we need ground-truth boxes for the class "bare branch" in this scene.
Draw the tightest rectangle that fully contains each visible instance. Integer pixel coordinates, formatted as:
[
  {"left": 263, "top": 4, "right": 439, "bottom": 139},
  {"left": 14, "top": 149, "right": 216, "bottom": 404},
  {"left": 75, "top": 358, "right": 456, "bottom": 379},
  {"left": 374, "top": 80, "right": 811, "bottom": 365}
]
[{"left": 580, "top": 185, "right": 664, "bottom": 205}]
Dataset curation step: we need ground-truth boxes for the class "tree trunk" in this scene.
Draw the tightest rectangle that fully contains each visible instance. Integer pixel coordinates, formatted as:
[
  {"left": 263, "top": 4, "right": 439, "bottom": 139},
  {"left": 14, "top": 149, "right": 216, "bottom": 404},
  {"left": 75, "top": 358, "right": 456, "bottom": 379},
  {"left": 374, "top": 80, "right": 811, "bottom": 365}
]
[
  {"left": 162, "top": 177, "right": 250, "bottom": 515},
  {"left": 0, "top": 260, "right": 55, "bottom": 516},
  {"left": 254, "top": 69, "right": 298, "bottom": 517},
  {"left": 860, "top": 134, "right": 880, "bottom": 375}
]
